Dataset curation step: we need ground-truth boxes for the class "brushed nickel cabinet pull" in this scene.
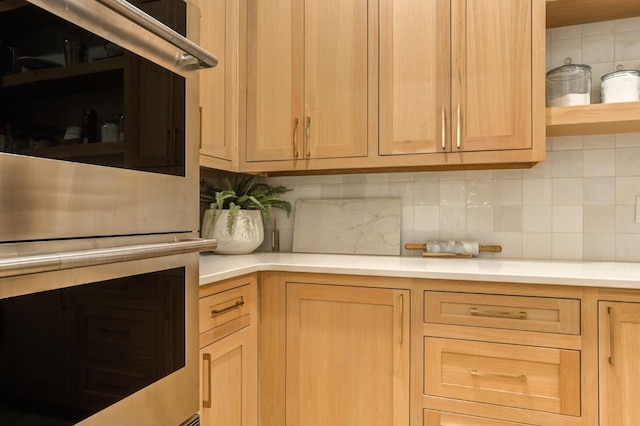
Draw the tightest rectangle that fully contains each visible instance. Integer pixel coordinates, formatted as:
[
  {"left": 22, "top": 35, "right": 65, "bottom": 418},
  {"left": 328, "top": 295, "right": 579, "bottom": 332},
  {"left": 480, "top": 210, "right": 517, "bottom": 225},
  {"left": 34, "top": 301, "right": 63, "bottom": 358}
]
[
  {"left": 305, "top": 116, "right": 311, "bottom": 157},
  {"left": 399, "top": 294, "right": 404, "bottom": 344},
  {"left": 202, "top": 353, "right": 212, "bottom": 408},
  {"left": 470, "top": 307, "right": 527, "bottom": 320},
  {"left": 470, "top": 369, "right": 526, "bottom": 380},
  {"left": 608, "top": 306, "right": 615, "bottom": 365},
  {"left": 456, "top": 105, "right": 461, "bottom": 149},
  {"left": 292, "top": 117, "right": 300, "bottom": 158},
  {"left": 211, "top": 299, "right": 245, "bottom": 317},
  {"left": 441, "top": 107, "right": 446, "bottom": 150}
]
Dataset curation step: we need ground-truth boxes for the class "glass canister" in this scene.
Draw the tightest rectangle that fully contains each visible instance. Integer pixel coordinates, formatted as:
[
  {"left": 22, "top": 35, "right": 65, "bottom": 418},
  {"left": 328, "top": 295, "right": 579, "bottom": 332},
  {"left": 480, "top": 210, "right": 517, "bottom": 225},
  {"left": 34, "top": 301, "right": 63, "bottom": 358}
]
[
  {"left": 546, "top": 57, "right": 592, "bottom": 107},
  {"left": 601, "top": 65, "right": 640, "bottom": 104}
]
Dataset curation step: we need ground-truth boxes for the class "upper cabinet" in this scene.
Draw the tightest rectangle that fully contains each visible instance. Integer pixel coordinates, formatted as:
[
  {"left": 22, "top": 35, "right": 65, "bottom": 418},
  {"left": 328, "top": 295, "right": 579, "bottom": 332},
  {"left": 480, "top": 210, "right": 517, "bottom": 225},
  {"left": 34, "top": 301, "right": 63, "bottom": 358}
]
[
  {"left": 380, "top": 0, "right": 540, "bottom": 158},
  {"left": 243, "top": 0, "right": 371, "bottom": 168},
  {"left": 545, "top": 1, "right": 640, "bottom": 137},
  {"left": 195, "top": 0, "right": 239, "bottom": 171}
]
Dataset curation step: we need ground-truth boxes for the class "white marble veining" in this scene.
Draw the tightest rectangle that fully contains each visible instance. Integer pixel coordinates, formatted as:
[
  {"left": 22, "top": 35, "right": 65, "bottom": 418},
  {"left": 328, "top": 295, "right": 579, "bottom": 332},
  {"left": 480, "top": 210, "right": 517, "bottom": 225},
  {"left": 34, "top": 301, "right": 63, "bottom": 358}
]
[
  {"left": 292, "top": 198, "right": 401, "bottom": 256},
  {"left": 200, "top": 252, "right": 640, "bottom": 289}
]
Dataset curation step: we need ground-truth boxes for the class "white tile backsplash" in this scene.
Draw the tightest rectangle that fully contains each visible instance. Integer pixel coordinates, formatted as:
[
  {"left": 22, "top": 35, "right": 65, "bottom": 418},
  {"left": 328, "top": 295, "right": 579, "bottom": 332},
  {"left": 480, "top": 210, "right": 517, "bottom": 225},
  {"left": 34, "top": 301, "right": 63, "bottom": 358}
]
[{"left": 254, "top": 17, "right": 640, "bottom": 262}]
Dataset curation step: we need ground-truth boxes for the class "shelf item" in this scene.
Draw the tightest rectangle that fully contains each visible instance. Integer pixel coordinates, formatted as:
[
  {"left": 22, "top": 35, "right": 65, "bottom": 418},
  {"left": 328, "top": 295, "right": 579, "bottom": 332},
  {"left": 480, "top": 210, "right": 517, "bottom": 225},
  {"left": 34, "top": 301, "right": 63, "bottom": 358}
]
[
  {"left": 546, "top": 0, "right": 640, "bottom": 28},
  {"left": 546, "top": 102, "right": 640, "bottom": 137}
]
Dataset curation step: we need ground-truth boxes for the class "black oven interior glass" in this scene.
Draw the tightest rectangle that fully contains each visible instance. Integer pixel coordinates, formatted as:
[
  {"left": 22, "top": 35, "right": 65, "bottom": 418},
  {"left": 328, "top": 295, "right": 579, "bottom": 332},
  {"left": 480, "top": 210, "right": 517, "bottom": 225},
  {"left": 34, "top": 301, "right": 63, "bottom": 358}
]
[
  {"left": 0, "top": 1, "right": 186, "bottom": 176},
  {"left": 0, "top": 267, "right": 186, "bottom": 425}
]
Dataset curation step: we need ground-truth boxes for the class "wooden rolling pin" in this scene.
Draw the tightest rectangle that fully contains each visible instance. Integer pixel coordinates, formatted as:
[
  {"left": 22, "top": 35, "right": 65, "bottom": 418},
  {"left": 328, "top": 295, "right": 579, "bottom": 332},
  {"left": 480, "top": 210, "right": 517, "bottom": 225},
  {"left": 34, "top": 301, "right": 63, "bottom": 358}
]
[{"left": 405, "top": 241, "right": 502, "bottom": 256}]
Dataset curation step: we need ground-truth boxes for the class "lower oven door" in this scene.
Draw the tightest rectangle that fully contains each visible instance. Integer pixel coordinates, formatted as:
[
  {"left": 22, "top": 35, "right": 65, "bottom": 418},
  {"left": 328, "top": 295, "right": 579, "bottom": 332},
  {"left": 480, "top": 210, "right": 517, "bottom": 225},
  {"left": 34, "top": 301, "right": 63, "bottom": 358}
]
[{"left": 0, "top": 241, "right": 205, "bottom": 426}]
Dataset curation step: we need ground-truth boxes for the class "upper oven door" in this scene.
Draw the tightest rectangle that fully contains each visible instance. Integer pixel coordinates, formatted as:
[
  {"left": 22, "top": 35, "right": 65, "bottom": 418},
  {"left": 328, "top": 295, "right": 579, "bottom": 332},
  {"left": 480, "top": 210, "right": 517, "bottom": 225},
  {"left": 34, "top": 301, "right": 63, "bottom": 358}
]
[{"left": 0, "top": 0, "right": 215, "bottom": 242}]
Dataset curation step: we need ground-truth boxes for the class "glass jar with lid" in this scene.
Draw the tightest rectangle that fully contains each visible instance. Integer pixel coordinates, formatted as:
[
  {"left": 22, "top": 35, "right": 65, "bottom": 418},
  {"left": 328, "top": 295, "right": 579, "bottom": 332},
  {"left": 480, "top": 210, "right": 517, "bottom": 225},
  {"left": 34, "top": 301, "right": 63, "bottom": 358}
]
[
  {"left": 601, "top": 65, "right": 640, "bottom": 104},
  {"left": 546, "top": 57, "right": 591, "bottom": 107}
]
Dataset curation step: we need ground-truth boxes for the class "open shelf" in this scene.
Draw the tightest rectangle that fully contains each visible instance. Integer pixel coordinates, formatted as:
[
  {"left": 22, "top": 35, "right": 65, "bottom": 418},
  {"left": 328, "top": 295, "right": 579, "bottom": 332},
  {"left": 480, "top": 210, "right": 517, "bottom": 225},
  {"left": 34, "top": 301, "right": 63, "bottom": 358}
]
[
  {"left": 546, "top": 0, "right": 640, "bottom": 28},
  {"left": 546, "top": 102, "right": 640, "bottom": 137}
]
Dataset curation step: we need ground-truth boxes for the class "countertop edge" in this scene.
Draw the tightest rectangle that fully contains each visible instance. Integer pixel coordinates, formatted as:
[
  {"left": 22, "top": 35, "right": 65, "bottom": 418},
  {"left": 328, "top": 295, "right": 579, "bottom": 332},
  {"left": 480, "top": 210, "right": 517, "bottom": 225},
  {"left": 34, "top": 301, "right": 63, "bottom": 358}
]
[{"left": 199, "top": 253, "right": 640, "bottom": 289}]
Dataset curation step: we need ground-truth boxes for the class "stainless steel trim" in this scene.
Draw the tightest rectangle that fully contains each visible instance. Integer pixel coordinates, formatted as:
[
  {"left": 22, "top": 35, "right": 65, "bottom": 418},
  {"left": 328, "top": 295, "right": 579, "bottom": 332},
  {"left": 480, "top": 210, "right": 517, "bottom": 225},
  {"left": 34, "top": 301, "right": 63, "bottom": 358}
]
[
  {"left": 95, "top": 0, "right": 217, "bottom": 69},
  {"left": 0, "top": 238, "right": 216, "bottom": 278}
]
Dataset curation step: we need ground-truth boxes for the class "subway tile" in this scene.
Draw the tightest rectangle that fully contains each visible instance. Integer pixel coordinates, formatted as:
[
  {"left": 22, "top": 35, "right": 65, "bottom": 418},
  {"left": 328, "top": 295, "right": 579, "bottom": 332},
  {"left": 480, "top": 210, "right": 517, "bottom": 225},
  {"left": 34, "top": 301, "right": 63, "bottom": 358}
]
[
  {"left": 492, "top": 232, "right": 523, "bottom": 259},
  {"left": 616, "top": 205, "right": 640, "bottom": 234},
  {"left": 552, "top": 150, "right": 584, "bottom": 177},
  {"left": 298, "top": 183, "right": 322, "bottom": 199},
  {"left": 390, "top": 181, "right": 414, "bottom": 206},
  {"left": 414, "top": 206, "right": 439, "bottom": 231},
  {"left": 584, "top": 177, "right": 616, "bottom": 205},
  {"left": 402, "top": 206, "right": 415, "bottom": 232},
  {"left": 582, "top": 34, "right": 615, "bottom": 64},
  {"left": 414, "top": 180, "right": 440, "bottom": 206},
  {"left": 342, "top": 182, "right": 366, "bottom": 199},
  {"left": 466, "top": 206, "right": 494, "bottom": 232},
  {"left": 523, "top": 154, "right": 553, "bottom": 179},
  {"left": 584, "top": 205, "right": 616, "bottom": 233},
  {"left": 614, "top": 30, "right": 640, "bottom": 60},
  {"left": 365, "top": 181, "right": 390, "bottom": 198},
  {"left": 439, "top": 206, "right": 466, "bottom": 238},
  {"left": 615, "top": 132, "right": 640, "bottom": 148},
  {"left": 466, "top": 180, "right": 493, "bottom": 207},
  {"left": 439, "top": 171, "right": 466, "bottom": 181},
  {"left": 389, "top": 172, "right": 414, "bottom": 182},
  {"left": 616, "top": 234, "right": 640, "bottom": 262},
  {"left": 583, "top": 134, "right": 615, "bottom": 149},
  {"left": 615, "top": 16, "right": 640, "bottom": 33},
  {"left": 583, "top": 20, "right": 615, "bottom": 36},
  {"left": 550, "top": 24, "right": 582, "bottom": 40},
  {"left": 321, "top": 183, "right": 344, "bottom": 199},
  {"left": 493, "top": 170, "right": 522, "bottom": 180},
  {"left": 551, "top": 136, "right": 583, "bottom": 151}
]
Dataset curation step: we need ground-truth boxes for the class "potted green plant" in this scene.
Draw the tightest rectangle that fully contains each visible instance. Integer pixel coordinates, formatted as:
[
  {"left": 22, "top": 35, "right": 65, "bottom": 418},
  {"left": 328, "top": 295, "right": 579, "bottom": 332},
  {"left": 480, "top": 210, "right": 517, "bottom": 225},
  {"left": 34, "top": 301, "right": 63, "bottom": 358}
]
[{"left": 200, "top": 174, "right": 292, "bottom": 254}]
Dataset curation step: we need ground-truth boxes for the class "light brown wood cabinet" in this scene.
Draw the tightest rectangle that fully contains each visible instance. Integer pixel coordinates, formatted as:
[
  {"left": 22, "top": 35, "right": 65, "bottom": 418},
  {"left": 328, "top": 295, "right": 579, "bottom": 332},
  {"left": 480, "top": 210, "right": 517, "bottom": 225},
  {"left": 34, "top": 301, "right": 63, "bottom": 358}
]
[
  {"left": 194, "top": 0, "right": 239, "bottom": 171},
  {"left": 378, "top": 0, "right": 545, "bottom": 169},
  {"left": 199, "top": 274, "right": 257, "bottom": 426},
  {"left": 598, "top": 301, "right": 640, "bottom": 425},
  {"left": 259, "top": 272, "right": 411, "bottom": 426},
  {"left": 242, "top": 0, "right": 372, "bottom": 170}
]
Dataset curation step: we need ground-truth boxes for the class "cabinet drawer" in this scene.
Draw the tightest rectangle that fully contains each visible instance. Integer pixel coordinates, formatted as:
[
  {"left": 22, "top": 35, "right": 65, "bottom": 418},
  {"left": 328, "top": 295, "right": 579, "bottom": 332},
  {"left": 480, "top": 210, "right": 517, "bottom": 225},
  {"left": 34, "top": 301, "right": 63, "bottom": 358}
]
[
  {"left": 199, "top": 284, "right": 252, "bottom": 334},
  {"left": 424, "top": 337, "right": 580, "bottom": 416},
  {"left": 424, "top": 291, "right": 580, "bottom": 334},
  {"left": 424, "top": 410, "right": 534, "bottom": 426}
]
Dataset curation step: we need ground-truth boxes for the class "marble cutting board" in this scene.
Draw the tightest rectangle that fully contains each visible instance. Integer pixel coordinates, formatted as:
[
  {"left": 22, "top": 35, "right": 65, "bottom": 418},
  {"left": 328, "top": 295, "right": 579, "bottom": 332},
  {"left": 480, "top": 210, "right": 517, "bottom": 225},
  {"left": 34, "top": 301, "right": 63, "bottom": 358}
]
[{"left": 292, "top": 198, "right": 401, "bottom": 256}]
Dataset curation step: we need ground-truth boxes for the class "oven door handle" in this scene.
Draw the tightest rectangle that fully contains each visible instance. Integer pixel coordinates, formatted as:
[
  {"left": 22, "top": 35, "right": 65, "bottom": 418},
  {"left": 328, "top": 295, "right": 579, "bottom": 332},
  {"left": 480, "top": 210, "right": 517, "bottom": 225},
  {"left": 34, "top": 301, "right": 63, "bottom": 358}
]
[
  {"left": 95, "top": 0, "right": 217, "bottom": 69},
  {"left": 0, "top": 238, "right": 217, "bottom": 278}
]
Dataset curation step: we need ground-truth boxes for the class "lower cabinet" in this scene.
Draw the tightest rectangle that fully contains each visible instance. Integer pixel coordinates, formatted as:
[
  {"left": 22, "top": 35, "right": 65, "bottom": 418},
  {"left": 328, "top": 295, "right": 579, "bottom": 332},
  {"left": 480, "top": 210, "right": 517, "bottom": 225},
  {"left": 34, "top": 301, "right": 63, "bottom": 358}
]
[
  {"left": 599, "top": 300, "right": 640, "bottom": 425},
  {"left": 199, "top": 274, "right": 257, "bottom": 426},
  {"left": 259, "top": 273, "right": 411, "bottom": 426}
]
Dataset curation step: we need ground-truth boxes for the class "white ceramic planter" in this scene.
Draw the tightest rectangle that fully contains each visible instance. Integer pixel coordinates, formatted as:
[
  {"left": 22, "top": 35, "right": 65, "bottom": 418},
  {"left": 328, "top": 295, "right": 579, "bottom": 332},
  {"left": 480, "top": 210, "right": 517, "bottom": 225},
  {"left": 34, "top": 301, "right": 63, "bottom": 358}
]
[{"left": 201, "top": 209, "right": 264, "bottom": 254}]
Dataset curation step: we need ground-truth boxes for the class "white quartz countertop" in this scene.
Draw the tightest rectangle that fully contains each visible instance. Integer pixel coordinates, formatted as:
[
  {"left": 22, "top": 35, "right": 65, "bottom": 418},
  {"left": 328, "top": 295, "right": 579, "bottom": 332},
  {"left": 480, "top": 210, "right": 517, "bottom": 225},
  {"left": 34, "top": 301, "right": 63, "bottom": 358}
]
[{"left": 200, "top": 252, "right": 640, "bottom": 289}]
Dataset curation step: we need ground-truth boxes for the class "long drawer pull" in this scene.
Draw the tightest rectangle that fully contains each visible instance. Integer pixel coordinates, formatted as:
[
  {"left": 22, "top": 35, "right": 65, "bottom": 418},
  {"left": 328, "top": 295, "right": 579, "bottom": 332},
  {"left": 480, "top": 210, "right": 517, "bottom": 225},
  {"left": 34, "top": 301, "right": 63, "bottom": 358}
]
[
  {"left": 202, "top": 353, "right": 212, "bottom": 408},
  {"left": 470, "top": 369, "right": 526, "bottom": 381},
  {"left": 211, "top": 299, "right": 245, "bottom": 317},
  {"left": 470, "top": 307, "right": 527, "bottom": 320},
  {"left": 608, "top": 306, "right": 615, "bottom": 366}
]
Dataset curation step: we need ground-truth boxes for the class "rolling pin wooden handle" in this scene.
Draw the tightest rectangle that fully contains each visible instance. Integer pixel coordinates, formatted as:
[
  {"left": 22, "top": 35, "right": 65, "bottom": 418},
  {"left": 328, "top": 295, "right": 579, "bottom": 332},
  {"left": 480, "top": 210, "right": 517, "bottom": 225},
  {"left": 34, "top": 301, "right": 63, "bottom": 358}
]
[
  {"left": 479, "top": 245, "right": 502, "bottom": 253},
  {"left": 405, "top": 243, "right": 426, "bottom": 250}
]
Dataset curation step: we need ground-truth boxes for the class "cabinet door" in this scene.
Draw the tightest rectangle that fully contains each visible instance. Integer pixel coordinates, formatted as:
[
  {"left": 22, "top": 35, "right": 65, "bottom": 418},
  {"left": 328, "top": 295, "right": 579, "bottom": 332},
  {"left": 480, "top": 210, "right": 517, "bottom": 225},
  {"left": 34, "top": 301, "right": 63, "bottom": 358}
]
[
  {"left": 379, "top": 0, "right": 450, "bottom": 155},
  {"left": 200, "top": 327, "right": 257, "bottom": 426},
  {"left": 303, "top": 0, "right": 369, "bottom": 159},
  {"left": 452, "top": 0, "right": 532, "bottom": 152},
  {"left": 599, "top": 301, "right": 640, "bottom": 425},
  {"left": 286, "top": 284, "right": 410, "bottom": 426},
  {"left": 197, "top": 0, "right": 236, "bottom": 168},
  {"left": 245, "top": 0, "right": 302, "bottom": 162}
]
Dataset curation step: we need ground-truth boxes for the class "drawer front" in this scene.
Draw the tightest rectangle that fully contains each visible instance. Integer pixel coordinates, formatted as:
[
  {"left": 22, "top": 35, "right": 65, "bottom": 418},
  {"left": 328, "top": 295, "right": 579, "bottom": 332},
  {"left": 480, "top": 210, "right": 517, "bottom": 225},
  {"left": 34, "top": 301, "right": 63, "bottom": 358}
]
[
  {"left": 424, "top": 291, "right": 580, "bottom": 334},
  {"left": 424, "top": 410, "right": 534, "bottom": 426},
  {"left": 199, "top": 284, "right": 252, "bottom": 333},
  {"left": 424, "top": 337, "right": 580, "bottom": 416}
]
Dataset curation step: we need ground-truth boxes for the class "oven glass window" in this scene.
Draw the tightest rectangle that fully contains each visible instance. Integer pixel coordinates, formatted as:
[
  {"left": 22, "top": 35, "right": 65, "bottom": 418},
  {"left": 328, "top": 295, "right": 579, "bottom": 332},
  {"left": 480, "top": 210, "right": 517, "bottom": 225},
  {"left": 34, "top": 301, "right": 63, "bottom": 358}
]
[
  {"left": 0, "top": 267, "right": 186, "bottom": 425},
  {"left": 0, "top": 1, "right": 186, "bottom": 176}
]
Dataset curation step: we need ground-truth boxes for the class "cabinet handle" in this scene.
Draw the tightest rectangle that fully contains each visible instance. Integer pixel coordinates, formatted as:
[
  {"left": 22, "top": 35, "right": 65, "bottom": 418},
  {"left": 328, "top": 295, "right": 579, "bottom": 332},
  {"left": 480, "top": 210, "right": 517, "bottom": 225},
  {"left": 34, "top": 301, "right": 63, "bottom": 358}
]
[
  {"left": 199, "top": 106, "right": 203, "bottom": 149},
  {"left": 441, "top": 107, "right": 446, "bottom": 150},
  {"left": 456, "top": 105, "right": 461, "bottom": 149},
  {"left": 608, "top": 306, "right": 615, "bottom": 366},
  {"left": 470, "top": 307, "right": 527, "bottom": 320},
  {"left": 305, "top": 116, "right": 311, "bottom": 157},
  {"left": 202, "top": 353, "right": 212, "bottom": 408},
  {"left": 470, "top": 370, "right": 526, "bottom": 381},
  {"left": 399, "top": 294, "right": 404, "bottom": 344},
  {"left": 292, "top": 117, "right": 300, "bottom": 158},
  {"left": 211, "top": 299, "right": 245, "bottom": 317}
]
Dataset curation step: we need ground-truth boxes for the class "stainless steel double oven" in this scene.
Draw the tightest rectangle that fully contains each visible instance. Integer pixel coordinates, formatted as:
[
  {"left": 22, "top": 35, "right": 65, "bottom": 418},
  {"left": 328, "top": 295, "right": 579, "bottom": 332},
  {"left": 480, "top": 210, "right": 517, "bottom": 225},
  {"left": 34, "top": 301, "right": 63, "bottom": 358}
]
[{"left": 0, "top": 0, "right": 216, "bottom": 424}]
